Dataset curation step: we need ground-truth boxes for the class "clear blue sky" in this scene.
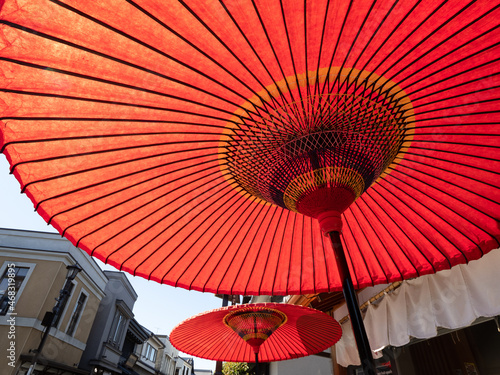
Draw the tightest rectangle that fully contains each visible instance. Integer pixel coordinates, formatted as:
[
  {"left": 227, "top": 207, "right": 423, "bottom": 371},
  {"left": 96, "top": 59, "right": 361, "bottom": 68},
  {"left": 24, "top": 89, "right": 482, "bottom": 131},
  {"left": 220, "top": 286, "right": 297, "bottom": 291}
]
[{"left": 0, "top": 155, "right": 222, "bottom": 370}]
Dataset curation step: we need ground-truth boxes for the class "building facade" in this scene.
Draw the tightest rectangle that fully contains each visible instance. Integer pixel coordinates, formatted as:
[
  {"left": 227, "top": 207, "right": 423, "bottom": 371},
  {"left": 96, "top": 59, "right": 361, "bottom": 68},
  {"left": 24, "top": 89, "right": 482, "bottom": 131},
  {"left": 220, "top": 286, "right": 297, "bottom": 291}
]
[
  {"left": 0, "top": 228, "right": 199, "bottom": 375},
  {"left": 156, "top": 335, "right": 178, "bottom": 375},
  {"left": 0, "top": 228, "right": 108, "bottom": 375},
  {"left": 176, "top": 357, "right": 193, "bottom": 375},
  {"left": 79, "top": 270, "right": 138, "bottom": 375}
]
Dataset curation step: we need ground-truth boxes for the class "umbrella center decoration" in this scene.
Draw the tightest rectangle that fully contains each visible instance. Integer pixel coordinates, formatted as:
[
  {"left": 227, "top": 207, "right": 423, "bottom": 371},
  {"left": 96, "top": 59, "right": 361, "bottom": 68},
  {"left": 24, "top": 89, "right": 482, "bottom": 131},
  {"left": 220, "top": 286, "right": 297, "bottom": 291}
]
[
  {"left": 221, "top": 67, "right": 414, "bottom": 232},
  {"left": 223, "top": 307, "right": 287, "bottom": 355}
]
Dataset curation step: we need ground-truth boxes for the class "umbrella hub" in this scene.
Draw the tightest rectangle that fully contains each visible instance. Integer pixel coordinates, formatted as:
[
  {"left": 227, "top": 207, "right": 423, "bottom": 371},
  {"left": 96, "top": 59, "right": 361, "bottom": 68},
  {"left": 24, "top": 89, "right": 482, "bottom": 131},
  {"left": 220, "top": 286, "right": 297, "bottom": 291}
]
[
  {"left": 223, "top": 307, "right": 287, "bottom": 355},
  {"left": 222, "top": 68, "right": 414, "bottom": 226}
]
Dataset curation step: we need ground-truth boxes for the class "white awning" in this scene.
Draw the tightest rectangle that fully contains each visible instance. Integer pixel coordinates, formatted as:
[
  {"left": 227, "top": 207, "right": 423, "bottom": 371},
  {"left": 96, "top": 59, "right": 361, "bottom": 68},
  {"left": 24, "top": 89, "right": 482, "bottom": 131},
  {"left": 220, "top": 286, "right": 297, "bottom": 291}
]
[{"left": 335, "top": 249, "right": 500, "bottom": 367}]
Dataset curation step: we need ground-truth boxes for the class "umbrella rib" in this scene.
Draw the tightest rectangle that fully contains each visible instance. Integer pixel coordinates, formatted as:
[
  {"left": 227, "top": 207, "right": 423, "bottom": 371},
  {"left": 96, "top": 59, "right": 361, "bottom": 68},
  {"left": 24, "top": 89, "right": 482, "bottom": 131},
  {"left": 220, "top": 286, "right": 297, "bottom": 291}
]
[
  {"left": 381, "top": 0, "right": 487, "bottom": 84},
  {"left": 204, "top": 327, "right": 242, "bottom": 362},
  {"left": 375, "top": 0, "right": 463, "bottom": 83},
  {"left": 350, "top": 201, "right": 400, "bottom": 282},
  {"left": 412, "top": 98, "right": 500, "bottom": 117},
  {"left": 395, "top": 18, "right": 500, "bottom": 87},
  {"left": 380, "top": 176, "right": 470, "bottom": 262},
  {"left": 387, "top": 164, "right": 500, "bottom": 247},
  {"left": 365, "top": 187, "right": 436, "bottom": 273},
  {"left": 304, "top": 0, "right": 309, "bottom": 103},
  {"left": 270, "top": 327, "right": 301, "bottom": 360},
  {"left": 175, "top": 317, "right": 238, "bottom": 360},
  {"left": 216, "top": 0, "right": 293, "bottom": 112},
  {"left": 276, "top": 318, "right": 334, "bottom": 353},
  {"left": 418, "top": 110, "right": 500, "bottom": 124},
  {"left": 106, "top": 179, "right": 238, "bottom": 271},
  {"left": 355, "top": 195, "right": 419, "bottom": 277},
  {"left": 247, "top": 0, "right": 299, "bottom": 106},
  {"left": 269, "top": 210, "right": 293, "bottom": 295},
  {"left": 1, "top": 129, "right": 227, "bottom": 151},
  {"left": 343, "top": 214, "right": 376, "bottom": 287},
  {"left": 198, "top": 198, "right": 279, "bottom": 293},
  {"left": 150, "top": 190, "right": 258, "bottom": 284},
  {"left": 44, "top": 154, "right": 221, "bottom": 224},
  {"left": 350, "top": 0, "right": 399, "bottom": 73},
  {"left": 397, "top": 151, "right": 500, "bottom": 192},
  {"left": 360, "top": 0, "right": 444, "bottom": 97},
  {"left": 312, "top": 0, "right": 331, "bottom": 98},
  {"left": 214, "top": 198, "right": 271, "bottom": 294},
  {"left": 339, "top": 0, "right": 379, "bottom": 76},
  {"left": 0, "top": 20, "right": 252, "bottom": 112},
  {"left": 410, "top": 73, "right": 500, "bottom": 105},
  {"left": 374, "top": 180, "right": 458, "bottom": 264},
  {"left": 126, "top": 0, "right": 283, "bottom": 117},
  {"left": 0, "top": 57, "right": 241, "bottom": 118},
  {"left": 226, "top": 204, "right": 279, "bottom": 295},
  {"left": 68, "top": 164, "right": 226, "bottom": 244},
  {"left": 341, "top": 0, "right": 401, "bottom": 97},
  {"left": 257, "top": 208, "right": 287, "bottom": 295},
  {"left": 15, "top": 144, "right": 219, "bottom": 193},
  {"left": 405, "top": 56, "right": 500, "bottom": 97},
  {"left": 285, "top": 213, "right": 299, "bottom": 294},
  {"left": 1, "top": 88, "right": 233, "bottom": 124},
  {"left": 410, "top": 138, "right": 500, "bottom": 151},
  {"left": 114, "top": 178, "right": 239, "bottom": 273},
  {"left": 412, "top": 85, "right": 500, "bottom": 108},
  {"left": 234, "top": 205, "right": 280, "bottom": 294},
  {"left": 407, "top": 121, "right": 500, "bottom": 130},
  {"left": 154, "top": 193, "right": 260, "bottom": 289},
  {"left": 399, "top": 150, "right": 500, "bottom": 178},
  {"left": 369, "top": 5, "right": 490, "bottom": 115},
  {"left": 48, "top": 0, "right": 267, "bottom": 112},
  {"left": 320, "top": 0, "right": 354, "bottom": 96},
  {"left": 0, "top": 117, "right": 228, "bottom": 128},
  {"left": 354, "top": 0, "right": 421, "bottom": 98},
  {"left": 279, "top": 0, "right": 306, "bottom": 119},
  {"left": 10, "top": 139, "right": 220, "bottom": 174},
  {"left": 36, "top": 150, "right": 221, "bottom": 211}
]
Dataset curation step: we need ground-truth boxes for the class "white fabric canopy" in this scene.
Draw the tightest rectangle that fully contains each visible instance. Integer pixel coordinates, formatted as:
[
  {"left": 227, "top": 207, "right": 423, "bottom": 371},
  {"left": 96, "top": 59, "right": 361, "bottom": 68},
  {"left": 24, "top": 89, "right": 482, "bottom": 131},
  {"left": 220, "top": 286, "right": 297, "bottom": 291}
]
[{"left": 335, "top": 249, "right": 500, "bottom": 367}]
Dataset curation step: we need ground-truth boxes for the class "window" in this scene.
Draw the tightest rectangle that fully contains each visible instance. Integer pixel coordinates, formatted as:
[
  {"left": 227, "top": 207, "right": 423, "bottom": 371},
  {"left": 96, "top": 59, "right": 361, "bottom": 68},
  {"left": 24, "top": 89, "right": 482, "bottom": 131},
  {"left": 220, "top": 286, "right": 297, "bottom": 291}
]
[
  {"left": 0, "top": 266, "right": 29, "bottom": 315},
  {"left": 66, "top": 291, "right": 87, "bottom": 336},
  {"left": 109, "top": 310, "right": 126, "bottom": 346},
  {"left": 144, "top": 343, "right": 157, "bottom": 362}
]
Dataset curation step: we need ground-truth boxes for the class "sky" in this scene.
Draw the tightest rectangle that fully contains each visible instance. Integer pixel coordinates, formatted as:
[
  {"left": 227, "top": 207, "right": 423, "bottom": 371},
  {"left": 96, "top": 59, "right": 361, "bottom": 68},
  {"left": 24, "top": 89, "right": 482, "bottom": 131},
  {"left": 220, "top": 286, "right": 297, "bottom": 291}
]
[{"left": 0, "top": 155, "right": 222, "bottom": 371}]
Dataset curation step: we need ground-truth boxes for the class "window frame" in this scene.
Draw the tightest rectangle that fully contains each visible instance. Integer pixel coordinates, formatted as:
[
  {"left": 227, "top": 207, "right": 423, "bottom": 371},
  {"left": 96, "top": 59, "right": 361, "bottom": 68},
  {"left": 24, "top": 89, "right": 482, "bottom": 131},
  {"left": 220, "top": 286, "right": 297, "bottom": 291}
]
[
  {"left": 0, "top": 262, "right": 35, "bottom": 316},
  {"left": 65, "top": 289, "right": 89, "bottom": 337},
  {"left": 144, "top": 342, "right": 158, "bottom": 362},
  {"left": 109, "top": 308, "right": 127, "bottom": 347}
]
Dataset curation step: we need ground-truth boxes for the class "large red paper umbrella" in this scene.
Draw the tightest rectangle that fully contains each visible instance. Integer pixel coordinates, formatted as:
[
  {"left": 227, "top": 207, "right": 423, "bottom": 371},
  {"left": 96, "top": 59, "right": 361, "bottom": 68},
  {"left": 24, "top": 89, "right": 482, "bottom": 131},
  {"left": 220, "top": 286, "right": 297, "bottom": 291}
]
[
  {"left": 1, "top": 1, "right": 500, "bottom": 372},
  {"left": 170, "top": 303, "right": 342, "bottom": 363}
]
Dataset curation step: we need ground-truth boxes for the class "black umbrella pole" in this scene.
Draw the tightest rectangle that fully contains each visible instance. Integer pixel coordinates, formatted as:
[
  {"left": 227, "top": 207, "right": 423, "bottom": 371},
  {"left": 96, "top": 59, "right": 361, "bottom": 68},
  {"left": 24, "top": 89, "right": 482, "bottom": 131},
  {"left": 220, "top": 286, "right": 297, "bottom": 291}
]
[{"left": 329, "top": 231, "right": 376, "bottom": 375}]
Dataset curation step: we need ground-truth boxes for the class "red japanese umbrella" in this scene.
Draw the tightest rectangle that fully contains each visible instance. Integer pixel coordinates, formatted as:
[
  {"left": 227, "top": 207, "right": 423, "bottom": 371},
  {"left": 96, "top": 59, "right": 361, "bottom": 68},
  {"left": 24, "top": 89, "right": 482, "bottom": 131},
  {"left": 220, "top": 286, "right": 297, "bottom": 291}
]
[
  {"left": 1, "top": 1, "right": 500, "bottom": 373},
  {"left": 170, "top": 303, "right": 342, "bottom": 364}
]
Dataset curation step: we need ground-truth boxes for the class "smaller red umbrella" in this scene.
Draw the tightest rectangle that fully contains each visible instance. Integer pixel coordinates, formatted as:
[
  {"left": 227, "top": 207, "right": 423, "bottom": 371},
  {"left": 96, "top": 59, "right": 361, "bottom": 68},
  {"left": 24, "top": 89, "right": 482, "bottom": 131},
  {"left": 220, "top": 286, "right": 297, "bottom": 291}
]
[{"left": 170, "top": 303, "right": 342, "bottom": 366}]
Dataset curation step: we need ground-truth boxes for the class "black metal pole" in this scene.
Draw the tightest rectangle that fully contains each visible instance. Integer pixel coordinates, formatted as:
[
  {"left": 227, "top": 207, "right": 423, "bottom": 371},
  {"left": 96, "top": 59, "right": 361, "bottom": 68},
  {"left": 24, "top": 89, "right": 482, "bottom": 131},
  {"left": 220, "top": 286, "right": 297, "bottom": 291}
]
[
  {"left": 27, "top": 266, "right": 81, "bottom": 375},
  {"left": 329, "top": 231, "right": 376, "bottom": 375}
]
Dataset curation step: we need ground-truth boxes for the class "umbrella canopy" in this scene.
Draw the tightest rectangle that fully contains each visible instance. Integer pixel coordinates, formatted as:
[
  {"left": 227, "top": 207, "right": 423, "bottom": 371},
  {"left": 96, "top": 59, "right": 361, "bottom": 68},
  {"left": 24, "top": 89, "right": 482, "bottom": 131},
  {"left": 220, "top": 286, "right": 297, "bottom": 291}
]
[
  {"left": 169, "top": 303, "right": 342, "bottom": 363},
  {"left": 1, "top": 0, "right": 499, "bottom": 296}
]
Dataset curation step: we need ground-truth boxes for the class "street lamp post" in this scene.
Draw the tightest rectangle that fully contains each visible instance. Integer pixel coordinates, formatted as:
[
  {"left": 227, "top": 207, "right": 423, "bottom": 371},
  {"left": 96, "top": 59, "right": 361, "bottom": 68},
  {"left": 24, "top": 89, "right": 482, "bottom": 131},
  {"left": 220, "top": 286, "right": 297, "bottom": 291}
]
[{"left": 26, "top": 264, "right": 83, "bottom": 375}]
